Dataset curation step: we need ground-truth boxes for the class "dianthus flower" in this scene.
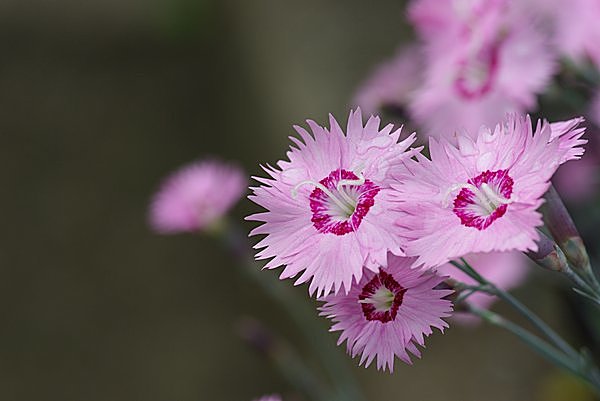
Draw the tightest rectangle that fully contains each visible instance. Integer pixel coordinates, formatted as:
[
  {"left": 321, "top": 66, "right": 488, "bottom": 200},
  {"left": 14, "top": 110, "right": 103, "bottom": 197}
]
[
  {"left": 408, "top": 0, "right": 556, "bottom": 136},
  {"left": 393, "top": 114, "right": 586, "bottom": 268},
  {"left": 319, "top": 255, "right": 452, "bottom": 372},
  {"left": 247, "top": 109, "right": 420, "bottom": 296},
  {"left": 437, "top": 251, "right": 529, "bottom": 324},
  {"left": 149, "top": 159, "right": 246, "bottom": 234},
  {"left": 552, "top": 0, "right": 600, "bottom": 68}
]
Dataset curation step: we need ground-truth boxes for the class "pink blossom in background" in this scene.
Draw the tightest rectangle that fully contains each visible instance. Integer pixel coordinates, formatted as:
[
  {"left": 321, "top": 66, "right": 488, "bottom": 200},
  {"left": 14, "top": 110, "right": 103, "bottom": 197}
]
[
  {"left": 552, "top": 0, "right": 600, "bottom": 68},
  {"left": 252, "top": 395, "right": 281, "bottom": 401},
  {"left": 319, "top": 255, "right": 452, "bottom": 372},
  {"left": 408, "top": 0, "right": 556, "bottom": 137},
  {"left": 437, "top": 251, "right": 529, "bottom": 324},
  {"left": 352, "top": 46, "right": 423, "bottom": 115},
  {"left": 408, "top": 0, "right": 477, "bottom": 42},
  {"left": 393, "top": 114, "right": 586, "bottom": 268},
  {"left": 553, "top": 154, "right": 600, "bottom": 203},
  {"left": 149, "top": 159, "right": 246, "bottom": 234},
  {"left": 247, "top": 109, "right": 421, "bottom": 297}
]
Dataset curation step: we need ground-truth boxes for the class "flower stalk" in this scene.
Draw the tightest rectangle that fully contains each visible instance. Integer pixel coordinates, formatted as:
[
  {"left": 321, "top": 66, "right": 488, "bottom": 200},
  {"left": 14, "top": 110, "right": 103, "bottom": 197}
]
[
  {"left": 541, "top": 185, "right": 600, "bottom": 304},
  {"left": 452, "top": 259, "right": 600, "bottom": 394},
  {"left": 237, "top": 317, "right": 333, "bottom": 401},
  {"left": 220, "top": 220, "right": 367, "bottom": 401},
  {"left": 466, "top": 304, "right": 600, "bottom": 391}
]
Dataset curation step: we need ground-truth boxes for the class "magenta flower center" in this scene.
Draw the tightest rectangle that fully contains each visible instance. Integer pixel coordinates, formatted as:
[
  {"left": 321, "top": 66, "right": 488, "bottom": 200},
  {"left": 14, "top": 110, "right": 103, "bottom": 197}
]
[
  {"left": 359, "top": 270, "right": 407, "bottom": 323},
  {"left": 453, "top": 169, "right": 514, "bottom": 230},
  {"left": 454, "top": 40, "right": 501, "bottom": 100},
  {"left": 309, "top": 169, "right": 380, "bottom": 236}
]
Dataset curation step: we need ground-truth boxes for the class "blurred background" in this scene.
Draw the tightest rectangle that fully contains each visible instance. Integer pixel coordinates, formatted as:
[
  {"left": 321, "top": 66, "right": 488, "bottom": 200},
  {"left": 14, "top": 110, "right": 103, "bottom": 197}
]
[{"left": 0, "top": 0, "right": 596, "bottom": 400}]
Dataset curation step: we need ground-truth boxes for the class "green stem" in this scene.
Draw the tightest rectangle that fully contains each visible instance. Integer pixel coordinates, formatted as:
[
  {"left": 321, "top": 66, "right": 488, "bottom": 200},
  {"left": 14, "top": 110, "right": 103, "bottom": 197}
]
[
  {"left": 452, "top": 259, "right": 579, "bottom": 359},
  {"left": 269, "top": 336, "right": 333, "bottom": 401},
  {"left": 222, "top": 221, "right": 366, "bottom": 401},
  {"left": 467, "top": 304, "right": 600, "bottom": 390}
]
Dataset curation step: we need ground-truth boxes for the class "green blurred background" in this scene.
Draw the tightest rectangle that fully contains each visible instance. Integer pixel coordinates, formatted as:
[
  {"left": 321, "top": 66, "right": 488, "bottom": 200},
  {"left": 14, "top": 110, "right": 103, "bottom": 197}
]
[{"left": 0, "top": 0, "right": 593, "bottom": 400}]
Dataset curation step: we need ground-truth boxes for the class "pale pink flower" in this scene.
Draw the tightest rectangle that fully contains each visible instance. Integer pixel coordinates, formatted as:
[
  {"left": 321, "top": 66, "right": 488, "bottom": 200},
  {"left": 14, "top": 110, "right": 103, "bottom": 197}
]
[
  {"left": 149, "top": 159, "right": 246, "bottom": 233},
  {"left": 352, "top": 46, "right": 423, "bottom": 115},
  {"left": 550, "top": 117, "right": 587, "bottom": 164},
  {"left": 393, "top": 114, "right": 586, "bottom": 268},
  {"left": 408, "top": 0, "right": 556, "bottom": 137},
  {"left": 552, "top": 0, "right": 600, "bottom": 68},
  {"left": 252, "top": 395, "right": 281, "bottom": 401},
  {"left": 247, "top": 109, "right": 420, "bottom": 297},
  {"left": 437, "top": 251, "right": 529, "bottom": 324},
  {"left": 319, "top": 255, "right": 453, "bottom": 372}
]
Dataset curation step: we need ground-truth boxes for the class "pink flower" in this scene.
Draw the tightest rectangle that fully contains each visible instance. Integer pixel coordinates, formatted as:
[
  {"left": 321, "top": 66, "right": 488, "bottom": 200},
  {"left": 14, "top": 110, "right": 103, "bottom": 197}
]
[
  {"left": 352, "top": 46, "right": 423, "bottom": 115},
  {"left": 550, "top": 117, "right": 587, "bottom": 164},
  {"left": 437, "top": 251, "right": 529, "bottom": 324},
  {"left": 408, "top": 0, "right": 556, "bottom": 137},
  {"left": 393, "top": 114, "right": 586, "bottom": 268},
  {"left": 247, "top": 109, "right": 420, "bottom": 297},
  {"left": 149, "top": 159, "right": 246, "bottom": 234},
  {"left": 552, "top": 0, "right": 600, "bottom": 68},
  {"left": 319, "top": 255, "right": 453, "bottom": 372},
  {"left": 252, "top": 395, "right": 281, "bottom": 401}
]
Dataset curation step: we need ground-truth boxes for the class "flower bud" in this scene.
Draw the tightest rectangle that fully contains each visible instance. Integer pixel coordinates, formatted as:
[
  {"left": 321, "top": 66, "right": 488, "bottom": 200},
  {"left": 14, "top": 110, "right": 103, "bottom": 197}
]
[
  {"left": 526, "top": 231, "right": 569, "bottom": 272},
  {"left": 541, "top": 185, "right": 591, "bottom": 274}
]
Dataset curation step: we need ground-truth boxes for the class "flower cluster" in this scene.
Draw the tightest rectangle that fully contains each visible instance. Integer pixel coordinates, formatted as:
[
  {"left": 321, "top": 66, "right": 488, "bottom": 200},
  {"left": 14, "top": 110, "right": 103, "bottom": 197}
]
[
  {"left": 248, "top": 109, "right": 586, "bottom": 371},
  {"left": 353, "top": 0, "right": 600, "bottom": 142}
]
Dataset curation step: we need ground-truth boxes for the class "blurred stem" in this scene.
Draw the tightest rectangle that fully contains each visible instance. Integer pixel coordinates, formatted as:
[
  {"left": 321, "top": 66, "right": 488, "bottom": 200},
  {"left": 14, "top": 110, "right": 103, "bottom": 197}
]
[
  {"left": 562, "top": 58, "right": 600, "bottom": 88},
  {"left": 273, "top": 344, "right": 332, "bottom": 401},
  {"left": 220, "top": 219, "right": 367, "bottom": 401},
  {"left": 238, "top": 317, "right": 332, "bottom": 401}
]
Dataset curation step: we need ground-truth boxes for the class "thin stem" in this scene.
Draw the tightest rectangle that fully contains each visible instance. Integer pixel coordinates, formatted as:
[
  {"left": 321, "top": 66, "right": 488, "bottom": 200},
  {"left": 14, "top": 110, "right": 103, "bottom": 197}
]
[
  {"left": 270, "top": 336, "right": 333, "bottom": 401},
  {"left": 223, "top": 221, "right": 367, "bottom": 401},
  {"left": 454, "top": 284, "right": 492, "bottom": 304},
  {"left": 452, "top": 259, "right": 579, "bottom": 359},
  {"left": 467, "top": 304, "right": 600, "bottom": 389}
]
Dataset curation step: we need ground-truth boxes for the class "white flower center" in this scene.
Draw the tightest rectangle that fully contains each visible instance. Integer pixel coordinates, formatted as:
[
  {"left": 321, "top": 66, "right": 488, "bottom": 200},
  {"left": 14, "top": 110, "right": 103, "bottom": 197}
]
[{"left": 359, "top": 287, "right": 396, "bottom": 312}]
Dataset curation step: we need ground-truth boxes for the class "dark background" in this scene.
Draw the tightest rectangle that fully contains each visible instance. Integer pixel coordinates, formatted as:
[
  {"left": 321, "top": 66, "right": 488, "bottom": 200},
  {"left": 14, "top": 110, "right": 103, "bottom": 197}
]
[{"left": 0, "top": 1, "right": 591, "bottom": 400}]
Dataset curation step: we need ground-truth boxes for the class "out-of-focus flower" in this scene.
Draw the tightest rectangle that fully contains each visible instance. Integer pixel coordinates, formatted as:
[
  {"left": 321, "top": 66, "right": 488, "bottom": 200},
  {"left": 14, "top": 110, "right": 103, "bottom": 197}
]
[
  {"left": 247, "top": 109, "right": 420, "bottom": 297},
  {"left": 319, "top": 255, "right": 452, "bottom": 372},
  {"left": 393, "top": 114, "right": 586, "bottom": 268},
  {"left": 352, "top": 46, "right": 423, "bottom": 115},
  {"left": 408, "top": 0, "right": 556, "bottom": 137},
  {"left": 437, "top": 251, "right": 529, "bottom": 323},
  {"left": 553, "top": 152, "right": 599, "bottom": 203},
  {"left": 252, "top": 395, "right": 281, "bottom": 401},
  {"left": 149, "top": 159, "right": 246, "bottom": 234},
  {"left": 552, "top": 0, "right": 600, "bottom": 68}
]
